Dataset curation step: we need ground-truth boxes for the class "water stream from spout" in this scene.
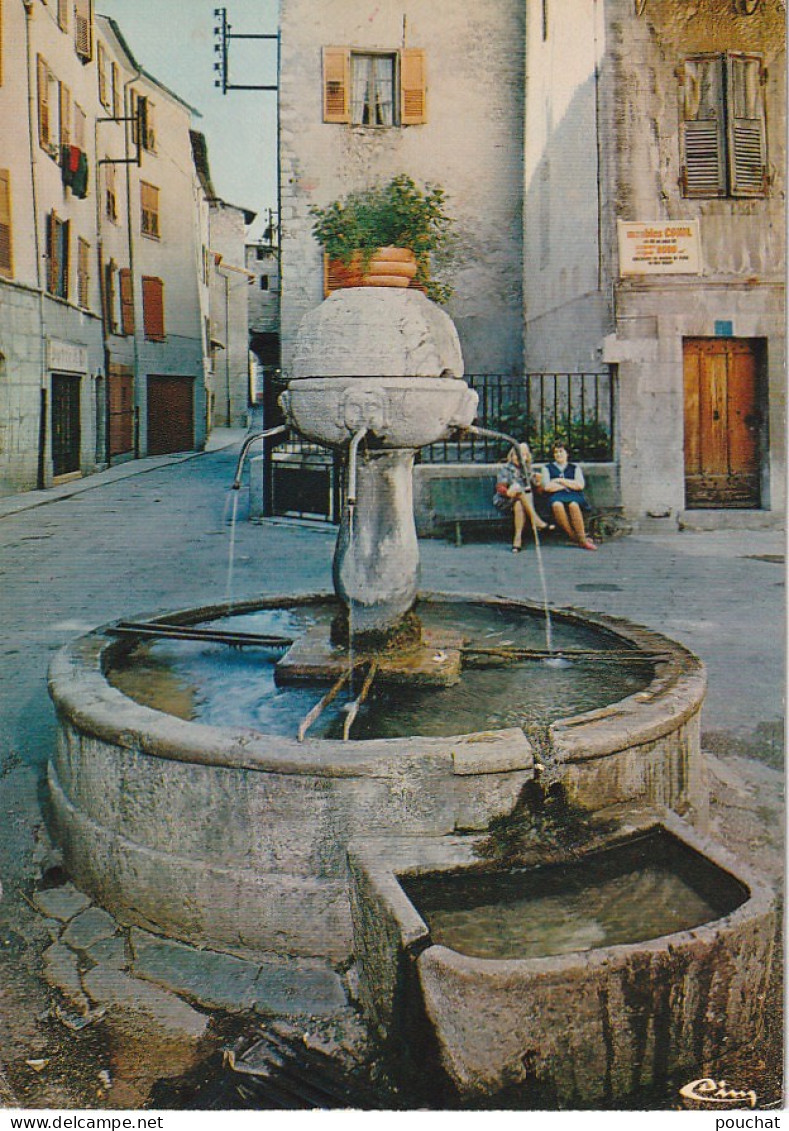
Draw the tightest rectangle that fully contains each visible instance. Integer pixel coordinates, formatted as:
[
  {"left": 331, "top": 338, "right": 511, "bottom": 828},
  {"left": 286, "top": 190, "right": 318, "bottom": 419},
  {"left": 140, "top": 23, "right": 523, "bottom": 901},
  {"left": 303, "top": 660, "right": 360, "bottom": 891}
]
[
  {"left": 345, "top": 428, "right": 368, "bottom": 699},
  {"left": 225, "top": 489, "right": 240, "bottom": 609}
]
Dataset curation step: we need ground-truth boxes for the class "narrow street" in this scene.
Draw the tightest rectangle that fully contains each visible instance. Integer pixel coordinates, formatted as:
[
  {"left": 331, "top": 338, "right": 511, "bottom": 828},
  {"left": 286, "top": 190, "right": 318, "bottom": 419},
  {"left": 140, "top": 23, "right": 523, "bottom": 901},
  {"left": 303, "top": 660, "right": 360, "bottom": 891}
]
[{"left": 0, "top": 436, "right": 783, "bottom": 1108}]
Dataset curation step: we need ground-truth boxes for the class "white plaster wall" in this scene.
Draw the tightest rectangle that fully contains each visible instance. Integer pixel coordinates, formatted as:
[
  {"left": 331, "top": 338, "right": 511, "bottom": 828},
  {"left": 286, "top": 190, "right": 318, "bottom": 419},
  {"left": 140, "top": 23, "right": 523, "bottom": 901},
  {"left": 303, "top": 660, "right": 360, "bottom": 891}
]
[
  {"left": 209, "top": 203, "right": 251, "bottom": 427},
  {"left": 279, "top": 0, "right": 525, "bottom": 376}
]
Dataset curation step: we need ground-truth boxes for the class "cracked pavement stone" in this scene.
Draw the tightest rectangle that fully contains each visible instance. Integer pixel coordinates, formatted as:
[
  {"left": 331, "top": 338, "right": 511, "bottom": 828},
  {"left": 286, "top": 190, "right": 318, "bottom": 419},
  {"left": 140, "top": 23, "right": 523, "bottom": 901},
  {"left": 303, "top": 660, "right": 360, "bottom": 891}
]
[
  {"left": 32, "top": 885, "right": 91, "bottom": 923},
  {"left": 61, "top": 907, "right": 118, "bottom": 951}
]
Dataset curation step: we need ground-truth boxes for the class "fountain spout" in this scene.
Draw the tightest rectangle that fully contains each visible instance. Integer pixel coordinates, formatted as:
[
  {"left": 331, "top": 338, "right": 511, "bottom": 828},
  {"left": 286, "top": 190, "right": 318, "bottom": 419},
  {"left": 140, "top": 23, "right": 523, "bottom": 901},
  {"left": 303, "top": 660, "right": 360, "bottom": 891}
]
[
  {"left": 347, "top": 427, "right": 368, "bottom": 506},
  {"left": 232, "top": 425, "right": 288, "bottom": 490}
]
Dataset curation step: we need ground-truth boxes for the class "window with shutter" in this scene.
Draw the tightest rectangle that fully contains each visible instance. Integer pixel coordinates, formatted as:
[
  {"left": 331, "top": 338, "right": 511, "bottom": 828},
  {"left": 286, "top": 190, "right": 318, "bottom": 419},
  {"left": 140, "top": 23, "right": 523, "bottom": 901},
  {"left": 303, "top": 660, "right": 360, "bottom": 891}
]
[
  {"left": 0, "top": 169, "right": 13, "bottom": 278},
  {"left": 111, "top": 62, "right": 120, "bottom": 119},
  {"left": 140, "top": 182, "right": 160, "bottom": 238},
  {"left": 47, "top": 212, "right": 69, "bottom": 298},
  {"left": 323, "top": 48, "right": 350, "bottom": 123},
  {"left": 680, "top": 52, "right": 767, "bottom": 199},
  {"left": 119, "top": 267, "right": 135, "bottom": 335},
  {"left": 57, "top": 0, "right": 68, "bottom": 31},
  {"left": 74, "top": 0, "right": 91, "bottom": 60},
  {"left": 77, "top": 238, "right": 90, "bottom": 308},
  {"left": 323, "top": 47, "right": 426, "bottom": 127},
  {"left": 74, "top": 103, "right": 86, "bottom": 150},
  {"left": 104, "top": 259, "right": 117, "bottom": 333},
  {"left": 104, "top": 160, "right": 117, "bottom": 222},
  {"left": 142, "top": 276, "right": 165, "bottom": 340}
]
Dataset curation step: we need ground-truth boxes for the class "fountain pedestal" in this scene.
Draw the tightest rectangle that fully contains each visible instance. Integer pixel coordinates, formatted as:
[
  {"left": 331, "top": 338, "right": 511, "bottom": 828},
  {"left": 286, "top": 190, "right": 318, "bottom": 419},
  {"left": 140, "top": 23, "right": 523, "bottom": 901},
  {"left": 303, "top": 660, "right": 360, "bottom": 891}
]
[{"left": 281, "top": 289, "right": 477, "bottom": 640}]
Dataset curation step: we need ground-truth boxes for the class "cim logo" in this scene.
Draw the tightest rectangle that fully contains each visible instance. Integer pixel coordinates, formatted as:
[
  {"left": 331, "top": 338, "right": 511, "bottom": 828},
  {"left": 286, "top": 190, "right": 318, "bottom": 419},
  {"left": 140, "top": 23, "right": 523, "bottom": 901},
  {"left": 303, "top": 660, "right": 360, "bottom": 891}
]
[{"left": 679, "top": 1078, "right": 757, "bottom": 1109}]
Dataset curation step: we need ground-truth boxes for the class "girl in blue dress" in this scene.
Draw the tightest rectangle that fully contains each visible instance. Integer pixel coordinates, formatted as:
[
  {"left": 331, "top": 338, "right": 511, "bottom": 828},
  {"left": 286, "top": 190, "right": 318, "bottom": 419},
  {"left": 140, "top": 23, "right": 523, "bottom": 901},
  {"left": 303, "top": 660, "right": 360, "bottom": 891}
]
[{"left": 540, "top": 441, "right": 597, "bottom": 551}]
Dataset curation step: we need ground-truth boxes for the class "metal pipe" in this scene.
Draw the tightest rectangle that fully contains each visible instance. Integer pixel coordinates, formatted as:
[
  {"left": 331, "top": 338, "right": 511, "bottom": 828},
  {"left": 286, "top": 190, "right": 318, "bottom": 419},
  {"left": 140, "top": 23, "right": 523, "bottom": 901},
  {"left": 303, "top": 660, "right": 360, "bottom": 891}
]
[
  {"left": 232, "top": 423, "right": 287, "bottom": 489},
  {"left": 461, "top": 424, "right": 530, "bottom": 480},
  {"left": 346, "top": 427, "right": 368, "bottom": 505}
]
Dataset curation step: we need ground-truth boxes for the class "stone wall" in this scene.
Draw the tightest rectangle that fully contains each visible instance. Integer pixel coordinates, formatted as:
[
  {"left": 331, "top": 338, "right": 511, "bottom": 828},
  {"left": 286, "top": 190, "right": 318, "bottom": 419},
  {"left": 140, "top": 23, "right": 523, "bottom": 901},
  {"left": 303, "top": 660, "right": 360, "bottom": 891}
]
[{"left": 279, "top": 0, "right": 525, "bottom": 377}]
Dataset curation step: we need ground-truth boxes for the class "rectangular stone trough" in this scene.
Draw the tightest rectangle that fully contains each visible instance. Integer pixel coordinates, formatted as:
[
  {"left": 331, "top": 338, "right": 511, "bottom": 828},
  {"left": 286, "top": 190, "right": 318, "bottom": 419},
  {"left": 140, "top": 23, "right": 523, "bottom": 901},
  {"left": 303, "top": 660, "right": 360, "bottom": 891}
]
[{"left": 348, "top": 811, "right": 776, "bottom": 1107}]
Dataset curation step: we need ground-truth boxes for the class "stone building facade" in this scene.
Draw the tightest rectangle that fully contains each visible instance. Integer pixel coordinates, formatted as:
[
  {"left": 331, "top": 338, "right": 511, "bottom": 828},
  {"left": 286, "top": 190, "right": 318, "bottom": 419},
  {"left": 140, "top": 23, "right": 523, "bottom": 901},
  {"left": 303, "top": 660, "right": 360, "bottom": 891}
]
[
  {"left": 277, "top": 0, "right": 785, "bottom": 526},
  {"left": 0, "top": 3, "right": 213, "bottom": 495},
  {"left": 278, "top": 0, "right": 526, "bottom": 377},
  {"left": 524, "top": 0, "right": 785, "bottom": 525},
  {"left": 207, "top": 200, "right": 255, "bottom": 429}
]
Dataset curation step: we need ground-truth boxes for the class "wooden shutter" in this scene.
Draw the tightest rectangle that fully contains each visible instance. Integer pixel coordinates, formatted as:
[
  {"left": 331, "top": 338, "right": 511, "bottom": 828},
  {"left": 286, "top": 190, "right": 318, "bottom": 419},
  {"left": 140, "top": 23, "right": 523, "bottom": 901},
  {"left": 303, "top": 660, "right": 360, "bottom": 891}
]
[
  {"left": 104, "top": 259, "right": 117, "bottom": 332},
  {"left": 47, "top": 211, "right": 59, "bottom": 293},
  {"left": 97, "top": 43, "right": 107, "bottom": 107},
  {"left": 323, "top": 47, "right": 350, "bottom": 123},
  {"left": 728, "top": 53, "right": 767, "bottom": 196},
  {"left": 0, "top": 170, "right": 12, "bottom": 278},
  {"left": 37, "top": 56, "right": 50, "bottom": 148},
  {"left": 119, "top": 267, "right": 135, "bottom": 335},
  {"left": 77, "top": 238, "right": 89, "bottom": 308},
  {"left": 74, "top": 0, "right": 91, "bottom": 61},
  {"left": 680, "top": 57, "right": 725, "bottom": 197},
  {"left": 59, "top": 83, "right": 71, "bottom": 151},
  {"left": 60, "top": 219, "right": 70, "bottom": 299},
  {"left": 57, "top": 0, "right": 68, "bottom": 31},
  {"left": 0, "top": 0, "right": 4, "bottom": 88},
  {"left": 142, "top": 275, "right": 165, "bottom": 340},
  {"left": 400, "top": 49, "right": 427, "bottom": 125}
]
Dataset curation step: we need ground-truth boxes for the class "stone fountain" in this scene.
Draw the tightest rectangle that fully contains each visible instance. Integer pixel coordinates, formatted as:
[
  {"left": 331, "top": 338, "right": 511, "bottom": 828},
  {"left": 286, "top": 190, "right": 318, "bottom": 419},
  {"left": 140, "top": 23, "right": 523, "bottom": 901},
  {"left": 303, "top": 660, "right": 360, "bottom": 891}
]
[{"left": 46, "top": 285, "right": 776, "bottom": 1107}]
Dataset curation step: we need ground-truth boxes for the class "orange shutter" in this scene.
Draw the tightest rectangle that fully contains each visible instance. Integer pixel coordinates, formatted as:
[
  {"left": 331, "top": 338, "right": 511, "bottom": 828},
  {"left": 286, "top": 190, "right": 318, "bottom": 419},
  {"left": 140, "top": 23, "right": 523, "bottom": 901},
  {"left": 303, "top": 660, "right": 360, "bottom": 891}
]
[
  {"left": 400, "top": 49, "right": 426, "bottom": 125},
  {"left": 74, "top": 0, "right": 92, "bottom": 61},
  {"left": 59, "top": 83, "right": 71, "bottom": 151},
  {"left": 0, "top": 170, "right": 12, "bottom": 277},
  {"left": 323, "top": 47, "right": 350, "bottom": 123},
  {"left": 142, "top": 275, "right": 165, "bottom": 340},
  {"left": 119, "top": 267, "right": 135, "bottom": 335},
  {"left": 37, "top": 57, "right": 50, "bottom": 147}
]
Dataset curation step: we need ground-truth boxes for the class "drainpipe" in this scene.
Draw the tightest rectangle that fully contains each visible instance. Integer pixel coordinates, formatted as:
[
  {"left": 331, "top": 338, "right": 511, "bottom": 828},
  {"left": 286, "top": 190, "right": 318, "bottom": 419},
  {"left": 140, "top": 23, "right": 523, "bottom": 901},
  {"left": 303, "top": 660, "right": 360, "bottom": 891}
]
[
  {"left": 224, "top": 269, "right": 231, "bottom": 425},
  {"left": 123, "top": 68, "right": 142, "bottom": 457},
  {"left": 23, "top": 0, "right": 49, "bottom": 488}
]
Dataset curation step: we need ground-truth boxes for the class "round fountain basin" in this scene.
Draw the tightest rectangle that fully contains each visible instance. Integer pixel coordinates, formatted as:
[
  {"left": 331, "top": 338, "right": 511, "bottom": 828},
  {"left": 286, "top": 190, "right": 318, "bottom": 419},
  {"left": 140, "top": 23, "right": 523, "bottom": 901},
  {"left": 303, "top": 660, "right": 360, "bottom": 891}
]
[{"left": 47, "top": 594, "right": 707, "bottom": 966}]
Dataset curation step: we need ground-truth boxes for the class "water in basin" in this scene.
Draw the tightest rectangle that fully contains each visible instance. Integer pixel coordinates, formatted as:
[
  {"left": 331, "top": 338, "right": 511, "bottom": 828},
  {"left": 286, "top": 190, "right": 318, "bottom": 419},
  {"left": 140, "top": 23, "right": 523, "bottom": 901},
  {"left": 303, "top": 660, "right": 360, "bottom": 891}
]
[
  {"left": 107, "top": 599, "right": 657, "bottom": 739},
  {"left": 400, "top": 831, "right": 748, "bottom": 960}
]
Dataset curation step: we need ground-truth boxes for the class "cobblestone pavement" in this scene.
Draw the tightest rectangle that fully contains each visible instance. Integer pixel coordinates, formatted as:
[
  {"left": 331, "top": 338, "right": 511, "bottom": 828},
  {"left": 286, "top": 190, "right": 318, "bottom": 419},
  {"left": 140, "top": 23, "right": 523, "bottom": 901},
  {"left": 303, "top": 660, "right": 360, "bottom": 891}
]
[{"left": 0, "top": 435, "right": 783, "bottom": 1108}]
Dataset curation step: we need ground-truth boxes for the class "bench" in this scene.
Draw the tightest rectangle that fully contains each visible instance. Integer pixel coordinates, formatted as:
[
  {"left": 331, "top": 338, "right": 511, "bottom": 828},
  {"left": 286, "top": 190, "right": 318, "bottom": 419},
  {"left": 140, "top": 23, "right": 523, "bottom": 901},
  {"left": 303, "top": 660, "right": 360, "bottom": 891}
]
[
  {"left": 429, "top": 467, "right": 610, "bottom": 546},
  {"left": 429, "top": 475, "right": 499, "bottom": 546}
]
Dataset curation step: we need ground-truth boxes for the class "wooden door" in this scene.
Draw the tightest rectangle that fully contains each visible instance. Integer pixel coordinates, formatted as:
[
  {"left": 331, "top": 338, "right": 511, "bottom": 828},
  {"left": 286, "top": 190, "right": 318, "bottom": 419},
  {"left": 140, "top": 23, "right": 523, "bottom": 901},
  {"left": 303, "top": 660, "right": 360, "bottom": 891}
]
[
  {"left": 108, "top": 367, "right": 134, "bottom": 456},
  {"left": 51, "top": 374, "right": 81, "bottom": 478},
  {"left": 146, "top": 375, "right": 194, "bottom": 455},
  {"left": 683, "top": 339, "right": 762, "bottom": 507}
]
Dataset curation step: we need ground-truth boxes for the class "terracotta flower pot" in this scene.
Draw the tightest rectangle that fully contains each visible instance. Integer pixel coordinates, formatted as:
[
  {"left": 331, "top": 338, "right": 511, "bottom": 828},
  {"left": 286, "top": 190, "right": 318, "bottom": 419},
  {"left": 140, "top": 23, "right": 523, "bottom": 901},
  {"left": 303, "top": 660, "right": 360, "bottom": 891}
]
[{"left": 329, "top": 247, "right": 418, "bottom": 290}]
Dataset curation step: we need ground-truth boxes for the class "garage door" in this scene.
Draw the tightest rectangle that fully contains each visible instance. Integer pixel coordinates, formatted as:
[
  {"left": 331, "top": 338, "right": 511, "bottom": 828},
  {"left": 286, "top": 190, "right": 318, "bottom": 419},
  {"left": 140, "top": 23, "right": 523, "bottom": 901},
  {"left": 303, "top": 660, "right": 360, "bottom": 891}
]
[{"left": 147, "top": 375, "right": 194, "bottom": 456}]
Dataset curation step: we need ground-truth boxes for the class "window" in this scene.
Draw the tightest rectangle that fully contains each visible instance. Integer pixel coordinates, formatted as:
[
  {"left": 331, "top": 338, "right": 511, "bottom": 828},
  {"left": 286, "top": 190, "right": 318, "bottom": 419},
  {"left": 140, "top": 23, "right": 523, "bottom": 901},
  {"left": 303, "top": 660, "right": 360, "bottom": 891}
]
[
  {"left": 0, "top": 169, "right": 13, "bottom": 278},
  {"left": 142, "top": 275, "right": 165, "bottom": 340},
  {"left": 74, "top": 0, "right": 91, "bottom": 60},
  {"left": 119, "top": 267, "right": 134, "bottom": 335},
  {"left": 97, "top": 43, "right": 109, "bottom": 109},
  {"left": 47, "top": 211, "right": 70, "bottom": 298},
  {"left": 140, "top": 181, "right": 160, "bottom": 238},
  {"left": 322, "top": 47, "right": 426, "bottom": 126},
  {"left": 259, "top": 274, "right": 269, "bottom": 290},
  {"left": 104, "top": 160, "right": 117, "bottom": 222},
  {"left": 57, "top": 0, "right": 68, "bottom": 31},
  {"left": 680, "top": 52, "right": 767, "bottom": 198},
  {"left": 130, "top": 90, "right": 156, "bottom": 150},
  {"left": 77, "top": 237, "right": 90, "bottom": 308},
  {"left": 37, "top": 56, "right": 59, "bottom": 155},
  {"left": 103, "top": 258, "right": 117, "bottom": 332}
]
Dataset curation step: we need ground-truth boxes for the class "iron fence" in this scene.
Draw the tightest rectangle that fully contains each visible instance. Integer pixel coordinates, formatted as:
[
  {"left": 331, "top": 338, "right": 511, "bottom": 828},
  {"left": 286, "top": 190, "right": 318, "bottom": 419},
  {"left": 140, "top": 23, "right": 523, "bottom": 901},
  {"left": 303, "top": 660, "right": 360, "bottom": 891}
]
[{"left": 421, "top": 371, "right": 615, "bottom": 464}]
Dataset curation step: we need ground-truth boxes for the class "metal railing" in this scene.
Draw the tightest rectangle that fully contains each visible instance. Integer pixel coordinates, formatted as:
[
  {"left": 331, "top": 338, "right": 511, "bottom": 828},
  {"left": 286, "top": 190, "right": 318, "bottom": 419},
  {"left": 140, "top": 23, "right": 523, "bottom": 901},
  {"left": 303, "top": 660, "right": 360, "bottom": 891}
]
[{"left": 421, "top": 371, "right": 615, "bottom": 464}]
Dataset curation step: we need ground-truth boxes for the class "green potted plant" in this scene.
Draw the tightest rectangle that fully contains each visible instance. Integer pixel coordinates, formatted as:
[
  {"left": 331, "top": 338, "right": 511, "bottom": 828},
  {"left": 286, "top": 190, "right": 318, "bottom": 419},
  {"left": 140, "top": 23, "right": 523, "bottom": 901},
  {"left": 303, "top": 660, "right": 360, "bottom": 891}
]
[{"left": 309, "top": 175, "right": 455, "bottom": 302}]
